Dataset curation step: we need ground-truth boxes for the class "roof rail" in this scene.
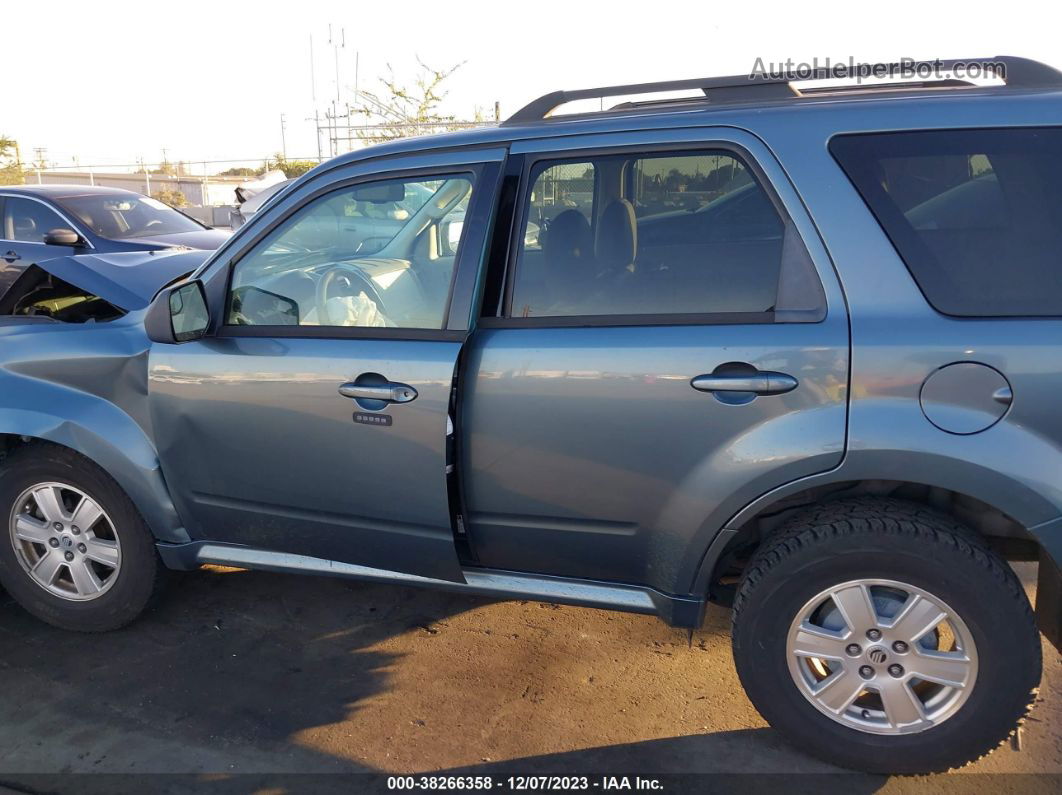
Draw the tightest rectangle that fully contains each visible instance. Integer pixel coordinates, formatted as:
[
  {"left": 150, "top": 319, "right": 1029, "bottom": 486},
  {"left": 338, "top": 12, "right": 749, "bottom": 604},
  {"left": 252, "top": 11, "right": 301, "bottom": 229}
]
[{"left": 502, "top": 56, "right": 1062, "bottom": 126}]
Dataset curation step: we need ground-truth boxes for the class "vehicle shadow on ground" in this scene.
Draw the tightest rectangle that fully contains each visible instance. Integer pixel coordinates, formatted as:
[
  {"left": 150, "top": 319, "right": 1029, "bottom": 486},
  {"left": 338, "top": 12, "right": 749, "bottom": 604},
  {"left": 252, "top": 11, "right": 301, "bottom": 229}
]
[
  {"left": 0, "top": 567, "right": 942, "bottom": 794},
  {"left": 0, "top": 566, "right": 491, "bottom": 777}
]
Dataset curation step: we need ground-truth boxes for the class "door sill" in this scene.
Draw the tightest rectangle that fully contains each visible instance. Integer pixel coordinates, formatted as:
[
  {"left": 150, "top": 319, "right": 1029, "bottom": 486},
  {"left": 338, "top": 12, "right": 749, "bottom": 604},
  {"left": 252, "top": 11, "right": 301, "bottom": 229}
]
[{"left": 156, "top": 541, "right": 705, "bottom": 627}]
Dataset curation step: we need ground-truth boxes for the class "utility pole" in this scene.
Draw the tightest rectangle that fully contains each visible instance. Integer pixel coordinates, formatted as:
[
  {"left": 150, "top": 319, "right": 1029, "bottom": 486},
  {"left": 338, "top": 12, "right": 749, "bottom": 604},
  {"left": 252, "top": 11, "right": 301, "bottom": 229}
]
[
  {"left": 309, "top": 34, "right": 317, "bottom": 104},
  {"left": 313, "top": 110, "right": 322, "bottom": 162},
  {"left": 354, "top": 50, "right": 360, "bottom": 107},
  {"left": 33, "top": 147, "right": 47, "bottom": 184},
  {"left": 137, "top": 157, "right": 151, "bottom": 196},
  {"left": 328, "top": 24, "right": 345, "bottom": 156},
  {"left": 280, "top": 114, "right": 287, "bottom": 159},
  {"left": 328, "top": 24, "right": 344, "bottom": 104},
  {"left": 309, "top": 33, "right": 321, "bottom": 163}
]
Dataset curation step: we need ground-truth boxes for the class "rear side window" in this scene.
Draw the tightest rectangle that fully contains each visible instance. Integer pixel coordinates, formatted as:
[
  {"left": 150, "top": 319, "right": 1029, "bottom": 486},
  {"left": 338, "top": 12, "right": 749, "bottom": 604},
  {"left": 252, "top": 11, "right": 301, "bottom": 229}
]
[
  {"left": 2, "top": 197, "right": 68, "bottom": 243},
  {"left": 509, "top": 150, "right": 825, "bottom": 322},
  {"left": 831, "top": 128, "right": 1062, "bottom": 317}
]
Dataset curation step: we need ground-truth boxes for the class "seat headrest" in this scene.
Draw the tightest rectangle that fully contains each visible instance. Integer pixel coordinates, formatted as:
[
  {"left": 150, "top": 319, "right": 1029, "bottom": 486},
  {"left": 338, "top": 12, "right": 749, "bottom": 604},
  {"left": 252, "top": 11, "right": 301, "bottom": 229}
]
[
  {"left": 14, "top": 216, "right": 37, "bottom": 236},
  {"left": 596, "top": 199, "right": 637, "bottom": 271},
  {"left": 543, "top": 209, "right": 593, "bottom": 264}
]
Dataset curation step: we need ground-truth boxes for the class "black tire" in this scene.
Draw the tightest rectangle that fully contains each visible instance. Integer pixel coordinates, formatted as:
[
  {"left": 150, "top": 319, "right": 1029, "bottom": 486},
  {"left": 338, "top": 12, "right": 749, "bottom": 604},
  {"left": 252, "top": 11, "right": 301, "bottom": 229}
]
[
  {"left": 0, "top": 442, "right": 163, "bottom": 632},
  {"left": 732, "top": 498, "right": 1042, "bottom": 774}
]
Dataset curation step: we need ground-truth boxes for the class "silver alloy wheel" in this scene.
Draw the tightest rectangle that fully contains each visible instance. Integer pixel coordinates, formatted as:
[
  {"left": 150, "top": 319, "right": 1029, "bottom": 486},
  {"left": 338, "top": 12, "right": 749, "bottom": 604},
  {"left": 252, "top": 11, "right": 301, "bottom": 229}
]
[
  {"left": 9, "top": 482, "right": 121, "bottom": 601},
  {"left": 786, "top": 579, "right": 978, "bottom": 735}
]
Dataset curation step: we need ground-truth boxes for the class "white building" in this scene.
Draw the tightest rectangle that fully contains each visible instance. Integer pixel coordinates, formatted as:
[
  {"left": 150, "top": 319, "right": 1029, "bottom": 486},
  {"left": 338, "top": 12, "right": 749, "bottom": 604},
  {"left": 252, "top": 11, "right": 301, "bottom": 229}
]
[{"left": 29, "top": 170, "right": 246, "bottom": 208}]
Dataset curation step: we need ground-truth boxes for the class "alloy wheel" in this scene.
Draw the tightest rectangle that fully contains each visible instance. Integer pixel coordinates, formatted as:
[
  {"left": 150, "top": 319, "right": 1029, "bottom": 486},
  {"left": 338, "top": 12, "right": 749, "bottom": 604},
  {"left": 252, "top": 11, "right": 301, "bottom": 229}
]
[
  {"left": 786, "top": 578, "right": 978, "bottom": 735},
  {"left": 9, "top": 482, "right": 121, "bottom": 601}
]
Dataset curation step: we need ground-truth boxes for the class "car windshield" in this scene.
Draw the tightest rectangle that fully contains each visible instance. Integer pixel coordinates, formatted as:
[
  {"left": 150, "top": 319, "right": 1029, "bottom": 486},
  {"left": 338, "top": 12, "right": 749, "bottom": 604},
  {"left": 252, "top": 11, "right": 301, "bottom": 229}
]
[{"left": 56, "top": 194, "right": 204, "bottom": 240}]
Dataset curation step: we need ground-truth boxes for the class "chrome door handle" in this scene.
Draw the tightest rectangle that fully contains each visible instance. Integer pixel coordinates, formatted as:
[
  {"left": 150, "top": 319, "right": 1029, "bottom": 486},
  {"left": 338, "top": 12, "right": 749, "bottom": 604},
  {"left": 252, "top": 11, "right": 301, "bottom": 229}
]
[
  {"left": 2, "top": 251, "right": 20, "bottom": 263},
  {"left": 338, "top": 381, "right": 418, "bottom": 404},
  {"left": 691, "top": 371, "right": 798, "bottom": 395}
]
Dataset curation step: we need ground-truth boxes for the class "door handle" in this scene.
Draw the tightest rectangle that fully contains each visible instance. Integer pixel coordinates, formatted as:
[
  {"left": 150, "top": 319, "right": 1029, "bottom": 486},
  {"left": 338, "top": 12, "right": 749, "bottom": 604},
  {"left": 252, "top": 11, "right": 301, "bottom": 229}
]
[
  {"left": 691, "top": 371, "right": 799, "bottom": 395},
  {"left": 2, "top": 251, "right": 20, "bottom": 263},
  {"left": 338, "top": 381, "right": 418, "bottom": 404}
]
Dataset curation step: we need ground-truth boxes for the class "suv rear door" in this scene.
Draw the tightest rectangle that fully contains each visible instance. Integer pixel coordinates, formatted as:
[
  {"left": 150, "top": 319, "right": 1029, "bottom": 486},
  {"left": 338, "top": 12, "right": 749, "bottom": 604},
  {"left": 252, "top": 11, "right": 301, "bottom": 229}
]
[
  {"left": 149, "top": 149, "right": 504, "bottom": 581},
  {"left": 460, "top": 128, "right": 850, "bottom": 595}
]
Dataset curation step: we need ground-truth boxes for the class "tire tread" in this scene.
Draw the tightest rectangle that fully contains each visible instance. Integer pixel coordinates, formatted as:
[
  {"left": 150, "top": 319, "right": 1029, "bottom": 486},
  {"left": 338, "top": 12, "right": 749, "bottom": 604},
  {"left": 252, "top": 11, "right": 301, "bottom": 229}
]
[{"left": 732, "top": 497, "right": 1041, "bottom": 774}]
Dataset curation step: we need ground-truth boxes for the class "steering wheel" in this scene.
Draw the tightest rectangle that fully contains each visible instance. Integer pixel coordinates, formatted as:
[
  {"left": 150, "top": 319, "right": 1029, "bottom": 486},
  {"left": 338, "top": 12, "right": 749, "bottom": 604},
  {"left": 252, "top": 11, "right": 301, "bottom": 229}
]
[
  {"left": 143, "top": 219, "right": 164, "bottom": 230},
  {"left": 315, "top": 266, "right": 388, "bottom": 326}
]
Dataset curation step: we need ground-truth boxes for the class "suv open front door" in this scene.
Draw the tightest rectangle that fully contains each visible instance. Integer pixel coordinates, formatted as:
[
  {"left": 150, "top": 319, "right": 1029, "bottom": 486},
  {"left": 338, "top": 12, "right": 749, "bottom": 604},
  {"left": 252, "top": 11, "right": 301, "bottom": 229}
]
[{"left": 148, "top": 150, "right": 505, "bottom": 582}]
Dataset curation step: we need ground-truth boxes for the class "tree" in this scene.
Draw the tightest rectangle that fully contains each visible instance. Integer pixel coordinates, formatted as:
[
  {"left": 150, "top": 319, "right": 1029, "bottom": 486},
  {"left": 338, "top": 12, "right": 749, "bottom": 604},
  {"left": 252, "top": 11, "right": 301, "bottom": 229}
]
[
  {"left": 258, "top": 154, "right": 316, "bottom": 179},
  {"left": 217, "top": 166, "right": 258, "bottom": 177},
  {"left": 0, "top": 136, "right": 24, "bottom": 185},
  {"left": 351, "top": 58, "right": 468, "bottom": 144},
  {"left": 152, "top": 188, "right": 188, "bottom": 208}
]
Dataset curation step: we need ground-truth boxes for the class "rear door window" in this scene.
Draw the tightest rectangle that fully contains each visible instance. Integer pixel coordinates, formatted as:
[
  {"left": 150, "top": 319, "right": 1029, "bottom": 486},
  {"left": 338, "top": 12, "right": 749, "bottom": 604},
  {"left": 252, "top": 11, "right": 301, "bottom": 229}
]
[
  {"left": 509, "top": 150, "right": 824, "bottom": 322},
  {"left": 2, "top": 197, "right": 68, "bottom": 243},
  {"left": 831, "top": 128, "right": 1062, "bottom": 316}
]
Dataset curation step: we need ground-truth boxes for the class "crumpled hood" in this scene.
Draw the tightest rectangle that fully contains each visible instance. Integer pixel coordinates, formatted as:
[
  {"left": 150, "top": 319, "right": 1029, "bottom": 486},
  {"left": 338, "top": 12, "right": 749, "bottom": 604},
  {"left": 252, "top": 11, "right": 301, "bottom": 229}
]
[{"left": 36, "top": 249, "right": 214, "bottom": 311}]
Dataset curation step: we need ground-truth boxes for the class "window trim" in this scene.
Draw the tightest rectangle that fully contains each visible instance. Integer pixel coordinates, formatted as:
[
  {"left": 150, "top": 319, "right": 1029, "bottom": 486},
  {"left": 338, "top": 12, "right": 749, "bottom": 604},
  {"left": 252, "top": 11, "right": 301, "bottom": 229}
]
[
  {"left": 0, "top": 193, "right": 95, "bottom": 249},
  {"left": 216, "top": 163, "right": 495, "bottom": 341},
  {"left": 491, "top": 141, "right": 810, "bottom": 328},
  {"left": 478, "top": 311, "right": 774, "bottom": 329}
]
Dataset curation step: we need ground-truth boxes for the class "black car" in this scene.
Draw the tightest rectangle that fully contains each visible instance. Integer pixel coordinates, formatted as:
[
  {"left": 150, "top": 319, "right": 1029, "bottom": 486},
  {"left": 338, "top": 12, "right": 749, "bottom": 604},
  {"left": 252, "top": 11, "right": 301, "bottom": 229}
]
[{"left": 0, "top": 185, "right": 230, "bottom": 295}]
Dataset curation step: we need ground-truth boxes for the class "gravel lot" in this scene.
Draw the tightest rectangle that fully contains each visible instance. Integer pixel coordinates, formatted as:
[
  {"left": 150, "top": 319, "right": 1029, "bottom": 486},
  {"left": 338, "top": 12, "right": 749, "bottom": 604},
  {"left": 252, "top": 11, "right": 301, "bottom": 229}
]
[{"left": 0, "top": 562, "right": 1057, "bottom": 793}]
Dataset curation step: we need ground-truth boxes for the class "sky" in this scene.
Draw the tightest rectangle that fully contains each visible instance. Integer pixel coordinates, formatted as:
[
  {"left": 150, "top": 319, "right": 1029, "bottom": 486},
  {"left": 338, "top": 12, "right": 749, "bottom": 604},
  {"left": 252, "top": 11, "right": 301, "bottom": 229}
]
[{"left": 5, "top": 0, "right": 1062, "bottom": 174}]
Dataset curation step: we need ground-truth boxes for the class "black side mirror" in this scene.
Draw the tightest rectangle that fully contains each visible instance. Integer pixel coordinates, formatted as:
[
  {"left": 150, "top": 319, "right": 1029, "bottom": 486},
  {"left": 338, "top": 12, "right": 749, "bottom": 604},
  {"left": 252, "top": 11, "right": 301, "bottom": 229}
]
[
  {"left": 44, "top": 228, "right": 84, "bottom": 247},
  {"left": 145, "top": 280, "right": 210, "bottom": 343}
]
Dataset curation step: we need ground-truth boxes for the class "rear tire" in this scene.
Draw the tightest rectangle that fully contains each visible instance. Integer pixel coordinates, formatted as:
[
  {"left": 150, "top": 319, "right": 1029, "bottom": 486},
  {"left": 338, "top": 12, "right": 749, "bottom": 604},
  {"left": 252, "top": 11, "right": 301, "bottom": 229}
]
[
  {"left": 0, "top": 443, "right": 163, "bottom": 632},
  {"left": 732, "top": 498, "right": 1041, "bottom": 774}
]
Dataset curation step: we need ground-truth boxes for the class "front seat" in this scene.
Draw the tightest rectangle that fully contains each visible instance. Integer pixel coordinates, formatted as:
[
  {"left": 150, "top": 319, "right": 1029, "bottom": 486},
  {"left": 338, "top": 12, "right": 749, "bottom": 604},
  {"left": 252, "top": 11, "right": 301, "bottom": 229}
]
[
  {"left": 588, "top": 198, "right": 639, "bottom": 312},
  {"left": 517, "top": 209, "right": 594, "bottom": 316},
  {"left": 13, "top": 216, "right": 38, "bottom": 241},
  {"left": 595, "top": 198, "right": 637, "bottom": 275}
]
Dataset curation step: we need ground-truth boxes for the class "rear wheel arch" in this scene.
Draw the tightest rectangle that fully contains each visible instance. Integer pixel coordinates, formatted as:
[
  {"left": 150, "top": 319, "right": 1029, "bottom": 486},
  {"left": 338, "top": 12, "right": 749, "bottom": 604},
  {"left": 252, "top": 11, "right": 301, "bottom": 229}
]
[{"left": 697, "top": 479, "right": 1043, "bottom": 604}]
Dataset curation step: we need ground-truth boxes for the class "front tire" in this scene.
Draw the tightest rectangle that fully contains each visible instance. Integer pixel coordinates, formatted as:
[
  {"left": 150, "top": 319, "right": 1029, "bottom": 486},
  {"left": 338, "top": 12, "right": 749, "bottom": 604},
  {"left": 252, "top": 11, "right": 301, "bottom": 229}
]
[
  {"left": 0, "top": 443, "right": 163, "bottom": 632},
  {"left": 732, "top": 498, "right": 1041, "bottom": 774}
]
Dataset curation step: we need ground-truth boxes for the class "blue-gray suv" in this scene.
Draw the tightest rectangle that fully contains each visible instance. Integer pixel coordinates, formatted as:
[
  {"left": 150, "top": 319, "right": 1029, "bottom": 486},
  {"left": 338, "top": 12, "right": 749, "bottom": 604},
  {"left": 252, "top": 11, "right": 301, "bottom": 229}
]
[{"left": 0, "top": 56, "right": 1059, "bottom": 775}]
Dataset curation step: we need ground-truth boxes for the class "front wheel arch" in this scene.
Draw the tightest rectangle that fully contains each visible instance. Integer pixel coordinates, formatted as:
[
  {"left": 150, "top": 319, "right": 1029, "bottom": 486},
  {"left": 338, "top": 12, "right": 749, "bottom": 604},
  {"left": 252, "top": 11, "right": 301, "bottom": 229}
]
[{"left": 0, "top": 421, "right": 188, "bottom": 544}]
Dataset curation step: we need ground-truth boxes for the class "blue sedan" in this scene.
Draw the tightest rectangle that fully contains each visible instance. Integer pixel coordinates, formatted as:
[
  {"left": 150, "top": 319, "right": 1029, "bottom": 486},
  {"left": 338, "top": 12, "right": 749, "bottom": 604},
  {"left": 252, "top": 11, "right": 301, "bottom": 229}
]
[{"left": 0, "top": 184, "right": 230, "bottom": 296}]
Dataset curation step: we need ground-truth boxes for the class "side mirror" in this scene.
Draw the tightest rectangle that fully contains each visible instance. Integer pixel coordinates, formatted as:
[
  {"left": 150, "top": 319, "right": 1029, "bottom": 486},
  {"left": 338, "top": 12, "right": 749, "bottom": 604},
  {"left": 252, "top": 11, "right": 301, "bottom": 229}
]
[
  {"left": 440, "top": 218, "right": 463, "bottom": 256},
  {"left": 145, "top": 280, "right": 210, "bottom": 343},
  {"left": 44, "top": 228, "right": 84, "bottom": 247}
]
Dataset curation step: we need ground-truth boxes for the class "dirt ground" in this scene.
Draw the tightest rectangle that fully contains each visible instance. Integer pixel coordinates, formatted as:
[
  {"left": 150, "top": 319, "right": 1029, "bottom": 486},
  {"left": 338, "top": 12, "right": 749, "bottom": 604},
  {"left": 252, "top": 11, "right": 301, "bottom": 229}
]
[{"left": 0, "top": 562, "right": 1057, "bottom": 793}]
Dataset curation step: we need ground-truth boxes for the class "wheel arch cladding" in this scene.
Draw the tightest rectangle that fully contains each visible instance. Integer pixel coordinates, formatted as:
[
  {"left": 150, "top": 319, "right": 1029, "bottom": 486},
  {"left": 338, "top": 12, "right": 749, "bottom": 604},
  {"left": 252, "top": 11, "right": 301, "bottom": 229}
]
[{"left": 0, "top": 343, "right": 188, "bottom": 543}]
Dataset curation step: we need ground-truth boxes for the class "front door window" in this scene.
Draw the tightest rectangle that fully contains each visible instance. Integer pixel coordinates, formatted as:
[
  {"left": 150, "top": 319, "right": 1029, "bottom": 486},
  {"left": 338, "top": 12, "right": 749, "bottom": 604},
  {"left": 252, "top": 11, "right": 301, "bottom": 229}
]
[{"left": 227, "top": 175, "right": 474, "bottom": 330}]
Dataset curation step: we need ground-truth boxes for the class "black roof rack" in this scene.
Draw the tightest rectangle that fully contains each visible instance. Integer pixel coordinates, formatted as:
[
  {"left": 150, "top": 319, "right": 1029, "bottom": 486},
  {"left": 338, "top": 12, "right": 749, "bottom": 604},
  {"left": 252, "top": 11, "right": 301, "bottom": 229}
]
[{"left": 502, "top": 56, "right": 1062, "bottom": 126}]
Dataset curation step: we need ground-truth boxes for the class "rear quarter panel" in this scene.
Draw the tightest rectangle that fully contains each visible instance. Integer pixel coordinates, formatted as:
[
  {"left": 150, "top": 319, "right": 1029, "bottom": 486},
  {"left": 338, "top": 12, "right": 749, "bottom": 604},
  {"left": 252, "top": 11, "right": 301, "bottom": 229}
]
[{"left": 735, "top": 97, "right": 1062, "bottom": 536}]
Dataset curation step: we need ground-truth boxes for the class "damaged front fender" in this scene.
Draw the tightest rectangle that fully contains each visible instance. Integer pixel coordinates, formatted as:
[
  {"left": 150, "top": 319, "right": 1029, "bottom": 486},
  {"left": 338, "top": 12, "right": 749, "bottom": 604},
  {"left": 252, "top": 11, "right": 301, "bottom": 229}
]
[{"left": 0, "top": 316, "right": 188, "bottom": 543}]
